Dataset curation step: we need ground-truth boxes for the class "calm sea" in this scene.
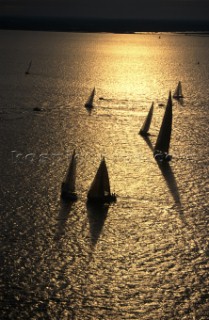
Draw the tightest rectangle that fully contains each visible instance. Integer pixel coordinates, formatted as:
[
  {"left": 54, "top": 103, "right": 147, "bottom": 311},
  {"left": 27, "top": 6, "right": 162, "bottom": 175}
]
[{"left": 0, "top": 30, "right": 209, "bottom": 320}]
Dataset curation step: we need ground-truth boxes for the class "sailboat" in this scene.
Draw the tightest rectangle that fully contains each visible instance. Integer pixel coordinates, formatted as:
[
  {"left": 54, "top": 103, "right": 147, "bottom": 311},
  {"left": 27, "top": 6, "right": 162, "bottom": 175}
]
[
  {"left": 25, "top": 60, "right": 32, "bottom": 75},
  {"left": 139, "top": 102, "right": 154, "bottom": 136},
  {"left": 85, "top": 87, "right": 95, "bottom": 108},
  {"left": 154, "top": 91, "right": 173, "bottom": 162},
  {"left": 87, "top": 157, "right": 116, "bottom": 203},
  {"left": 61, "top": 150, "right": 77, "bottom": 201},
  {"left": 173, "top": 81, "right": 183, "bottom": 99}
]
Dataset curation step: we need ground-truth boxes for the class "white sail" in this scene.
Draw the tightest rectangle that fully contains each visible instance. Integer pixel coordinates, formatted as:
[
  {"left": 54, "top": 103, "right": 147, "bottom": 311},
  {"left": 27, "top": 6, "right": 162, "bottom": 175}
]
[
  {"left": 85, "top": 88, "right": 95, "bottom": 108},
  {"left": 173, "top": 81, "right": 183, "bottom": 99}
]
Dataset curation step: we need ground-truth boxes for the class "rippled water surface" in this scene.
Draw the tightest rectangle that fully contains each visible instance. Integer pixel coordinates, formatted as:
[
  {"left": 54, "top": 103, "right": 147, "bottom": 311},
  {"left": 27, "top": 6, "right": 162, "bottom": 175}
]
[{"left": 0, "top": 30, "right": 209, "bottom": 319}]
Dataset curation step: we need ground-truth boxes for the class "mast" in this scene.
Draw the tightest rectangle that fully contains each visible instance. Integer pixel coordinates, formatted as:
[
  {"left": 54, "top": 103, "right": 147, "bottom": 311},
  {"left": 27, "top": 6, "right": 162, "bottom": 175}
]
[
  {"left": 139, "top": 102, "right": 154, "bottom": 135},
  {"left": 154, "top": 91, "right": 173, "bottom": 154}
]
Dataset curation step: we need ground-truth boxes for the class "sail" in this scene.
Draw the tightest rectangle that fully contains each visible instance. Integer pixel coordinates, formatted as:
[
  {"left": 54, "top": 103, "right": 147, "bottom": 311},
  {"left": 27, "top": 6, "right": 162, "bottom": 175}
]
[
  {"left": 85, "top": 87, "right": 95, "bottom": 108},
  {"left": 139, "top": 102, "right": 154, "bottom": 135},
  {"left": 25, "top": 60, "right": 32, "bottom": 74},
  {"left": 87, "top": 157, "right": 111, "bottom": 200},
  {"left": 154, "top": 91, "right": 173, "bottom": 154},
  {"left": 173, "top": 81, "right": 183, "bottom": 98},
  {"left": 62, "top": 150, "right": 76, "bottom": 193}
]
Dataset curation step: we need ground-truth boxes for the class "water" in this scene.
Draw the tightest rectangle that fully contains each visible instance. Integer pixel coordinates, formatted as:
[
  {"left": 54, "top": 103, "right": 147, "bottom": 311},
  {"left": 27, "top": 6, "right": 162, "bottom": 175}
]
[{"left": 0, "top": 30, "right": 209, "bottom": 319}]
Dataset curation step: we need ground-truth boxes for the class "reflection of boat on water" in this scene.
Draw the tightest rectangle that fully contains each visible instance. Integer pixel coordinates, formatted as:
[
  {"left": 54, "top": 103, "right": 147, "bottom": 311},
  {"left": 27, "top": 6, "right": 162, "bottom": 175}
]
[
  {"left": 25, "top": 60, "right": 32, "bottom": 75},
  {"left": 61, "top": 150, "right": 78, "bottom": 201},
  {"left": 158, "top": 162, "right": 181, "bottom": 206},
  {"left": 54, "top": 202, "right": 74, "bottom": 240},
  {"left": 87, "top": 202, "right": 109, "bottom": 245},
  {"left": 154, "top": 91, "right": 173, "bottom": 162},
  {"left": 85, "top": 87, "right": 95, "bottom": 109},
  {"left": 87, "top": 157, "right": 116, "bottom": 204},
  {"left": 173, "top": 81, "right": 183, "bottom": 99},
  {"left": 139, "top": 102, "right": 154, "bottom": 136}
]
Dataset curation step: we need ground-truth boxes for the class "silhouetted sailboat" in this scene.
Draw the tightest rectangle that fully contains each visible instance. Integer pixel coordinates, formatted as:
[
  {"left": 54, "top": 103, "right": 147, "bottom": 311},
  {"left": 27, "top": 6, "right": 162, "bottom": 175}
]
[
  {"left": 173, "top": 81, "right": 183, "bottom": 99},
  {"left": 85, "top": 87, "right": 95, "bottom": 108},
  {"left": 139, "top": 102, "right": 154, "bottom": 136},
  {"left": 87, "top": 157, "right": 116, "bottom": 203},
  {"left": 61, "top": 150, "right": 77, "bottom": 201},
  {"left": 25, "top": 60, "right": 32, "bottom": 75},
  {"left": 154, "top": 91, "right": 173, "bottom": 162}
]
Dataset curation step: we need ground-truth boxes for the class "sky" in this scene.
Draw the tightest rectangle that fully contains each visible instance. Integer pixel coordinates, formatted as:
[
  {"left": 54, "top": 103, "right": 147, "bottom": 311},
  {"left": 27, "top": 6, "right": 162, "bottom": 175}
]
[{"left": 0, "top": 0, "right": 209, "bottom": 21}]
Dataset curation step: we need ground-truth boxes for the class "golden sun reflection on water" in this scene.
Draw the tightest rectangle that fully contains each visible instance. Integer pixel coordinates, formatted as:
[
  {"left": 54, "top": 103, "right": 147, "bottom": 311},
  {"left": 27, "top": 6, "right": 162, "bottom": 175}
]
[{"left": 1, "top": 31, "right": 209, "bottom": 320}]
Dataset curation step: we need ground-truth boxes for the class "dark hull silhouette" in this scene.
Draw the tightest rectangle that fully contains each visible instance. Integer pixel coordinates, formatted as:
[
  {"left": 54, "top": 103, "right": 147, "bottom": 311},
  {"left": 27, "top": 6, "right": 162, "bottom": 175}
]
[{"left": 61, "top": 186, "right": 78, "bottom": 201}]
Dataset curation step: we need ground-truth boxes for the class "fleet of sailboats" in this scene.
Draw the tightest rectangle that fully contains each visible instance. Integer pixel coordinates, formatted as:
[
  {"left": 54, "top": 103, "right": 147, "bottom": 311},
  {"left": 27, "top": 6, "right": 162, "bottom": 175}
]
[
  {"left": 139, "top": 102, "right": 154, "bottom": 136},
  {"left": 61, "top": 150, "right": 78, "bottom": 201},
  {"left": 61, "top": 153, "right": 116, "bottom": 203},
  {"left": 173, "top": 81, "right": 183, "bottom": 99},
  {"left": 87, "top": 157, "right": 116, "bottom": 204},
  {"left": 154, "top": 91, "right": 173, "bottom": 162},
  {"left": 60, "top": 84, "right": 178, "bottom": 202},
  {"left": 85, "top": 87, "right": 96, "bottom": 108}
]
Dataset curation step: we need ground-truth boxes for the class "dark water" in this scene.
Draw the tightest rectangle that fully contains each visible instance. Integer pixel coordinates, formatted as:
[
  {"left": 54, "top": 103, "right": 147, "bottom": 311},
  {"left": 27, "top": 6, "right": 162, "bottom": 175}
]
[{"left": 0, "top": 30, "right": 209, "bottom": 319}]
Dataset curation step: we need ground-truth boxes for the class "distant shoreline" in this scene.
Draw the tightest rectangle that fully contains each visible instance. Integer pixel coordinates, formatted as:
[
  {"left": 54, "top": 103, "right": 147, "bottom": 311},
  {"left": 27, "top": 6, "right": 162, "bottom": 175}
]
[{"left": 1, "top": 16, "right": 209, "bottom": 34}]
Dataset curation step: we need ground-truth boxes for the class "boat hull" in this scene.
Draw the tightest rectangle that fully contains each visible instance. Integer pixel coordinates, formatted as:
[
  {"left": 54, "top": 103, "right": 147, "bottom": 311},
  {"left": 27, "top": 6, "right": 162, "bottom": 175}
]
[
  {"left": 154, "top": 150, "right": 172, "bottom": 162},
  {"left": 173, "top": 95, "right": 183, "bottom": 99},
  {"left": 61, "top": 183, "right": 77, "bottom": 201},
  {"left": 85, "top": 103, "right": 93, "bottom": 109},
  {"left": 61, "top": 191, "right": 78, "bottom": 201},
  {"left": 139, "top": 130, "right": 151, "bottom": 137}
]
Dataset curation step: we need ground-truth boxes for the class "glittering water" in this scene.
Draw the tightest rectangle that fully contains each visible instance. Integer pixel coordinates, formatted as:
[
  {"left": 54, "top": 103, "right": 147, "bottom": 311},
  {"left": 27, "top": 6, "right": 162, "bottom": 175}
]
[{"left": 0, "top": 30, "right": 209, "bottom": 319}]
